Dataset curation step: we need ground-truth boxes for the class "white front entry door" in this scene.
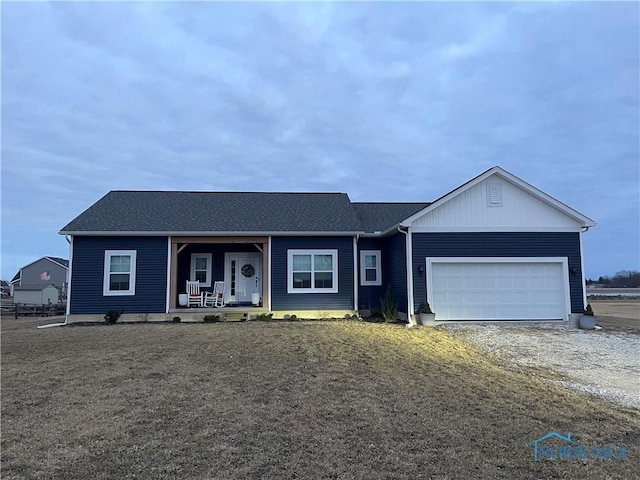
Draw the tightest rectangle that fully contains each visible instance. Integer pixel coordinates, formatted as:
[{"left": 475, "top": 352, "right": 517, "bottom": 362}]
[{"left": 224, "top": 253, "right": 262, "bottom": 304}]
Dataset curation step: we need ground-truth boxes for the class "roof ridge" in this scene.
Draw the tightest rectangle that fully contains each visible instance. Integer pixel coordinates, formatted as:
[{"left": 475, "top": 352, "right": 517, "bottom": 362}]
[
  {"left": 352, "top": 201, "right": 432, "bottom": 205},
  {"left": 110, "top": 190, "right": 348, "bottom": 195}
]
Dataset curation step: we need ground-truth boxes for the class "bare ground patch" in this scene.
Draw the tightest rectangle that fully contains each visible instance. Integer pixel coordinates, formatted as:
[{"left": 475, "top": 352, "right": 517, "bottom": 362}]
[
  {"left": 445, "top": 324, "right": 640, "bottom": 410},
  {"left": 2, "top": 319, "right": 638, "bottom": 479}
]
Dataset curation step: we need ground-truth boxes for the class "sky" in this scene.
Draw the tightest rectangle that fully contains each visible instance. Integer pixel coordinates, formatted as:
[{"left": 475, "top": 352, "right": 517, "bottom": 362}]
[{"left": 1, "top": 1, "right": 638, "bottom": 281}]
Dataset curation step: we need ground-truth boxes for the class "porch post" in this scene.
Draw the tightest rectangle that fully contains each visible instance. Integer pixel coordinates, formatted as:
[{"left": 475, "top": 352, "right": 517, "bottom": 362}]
[
  {"left": 262, "top": 240, "right": 269, "bottom": 310},
  {"left": 170, "top": 242, "right": 178, "bottom": 310}
]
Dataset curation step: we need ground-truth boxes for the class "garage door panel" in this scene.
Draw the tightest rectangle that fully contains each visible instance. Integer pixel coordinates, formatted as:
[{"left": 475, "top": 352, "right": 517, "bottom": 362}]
[
  {"left": 430, "top": 261, "right": 566, "bottom": 321},
  {"left": 463, "top": 277, "right": 480, "bottom": 289}
]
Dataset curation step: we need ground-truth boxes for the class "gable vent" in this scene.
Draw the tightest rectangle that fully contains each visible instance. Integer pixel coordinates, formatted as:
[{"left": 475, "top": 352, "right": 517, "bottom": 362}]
[{"left": 486, "top": 182, "right": 503, "bottom": 207}]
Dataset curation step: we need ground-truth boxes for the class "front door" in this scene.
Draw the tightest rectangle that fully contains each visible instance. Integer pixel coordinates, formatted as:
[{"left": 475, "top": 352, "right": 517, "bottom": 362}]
[{"left": 224, "top": 253, "right": 262, "bottom": 304}]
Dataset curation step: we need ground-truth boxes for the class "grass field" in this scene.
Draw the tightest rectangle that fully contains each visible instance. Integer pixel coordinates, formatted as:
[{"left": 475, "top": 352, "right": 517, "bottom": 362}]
[{"left": 2, "top": 317, "right": 638, "bottom": 479}]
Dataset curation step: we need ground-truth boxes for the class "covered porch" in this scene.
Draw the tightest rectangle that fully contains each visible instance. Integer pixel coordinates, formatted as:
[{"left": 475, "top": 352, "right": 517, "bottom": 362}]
[{"left": 169, "top": 236, "right": 269, "bottom": 311}]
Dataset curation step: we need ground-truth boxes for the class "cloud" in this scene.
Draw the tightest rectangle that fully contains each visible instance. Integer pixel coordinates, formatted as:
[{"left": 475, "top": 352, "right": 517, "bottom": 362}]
[{"left": 1, "top": 1, "right": 638, "bottom": 278}]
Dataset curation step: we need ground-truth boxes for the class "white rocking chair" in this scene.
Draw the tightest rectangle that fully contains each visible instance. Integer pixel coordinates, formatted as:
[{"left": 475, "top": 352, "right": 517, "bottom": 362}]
[
  {"left": 203, "top": 281, "right": 225, "bottom": 308},
  {"left": 186, "top": 280, "right": 202, "bottom": 307}
]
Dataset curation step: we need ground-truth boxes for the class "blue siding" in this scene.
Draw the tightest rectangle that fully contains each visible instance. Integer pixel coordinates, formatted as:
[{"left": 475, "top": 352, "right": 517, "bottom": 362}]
[
  {"left": 271, "top": 237, "right": 354, "bottom": 311},
  {"left": 71, "top": 237, "right": 168, "bottom": 314},
  {"left": 411, "top": 232, "right": 585, "bottom": 314},
  {"left": 384, "top": 233, "right": 408, "bottom": 314},
  {"left": 357, "top": 238, "right": 385, "bottom": 311}
]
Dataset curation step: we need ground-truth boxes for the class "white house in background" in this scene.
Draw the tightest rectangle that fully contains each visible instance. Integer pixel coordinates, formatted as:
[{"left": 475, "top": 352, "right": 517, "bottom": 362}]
[
  {"left": 13, "top": 285, "right": 60, "bottom": 305},
  {"left": 9, "top": 256, "right": 69, "bottom": 297}
]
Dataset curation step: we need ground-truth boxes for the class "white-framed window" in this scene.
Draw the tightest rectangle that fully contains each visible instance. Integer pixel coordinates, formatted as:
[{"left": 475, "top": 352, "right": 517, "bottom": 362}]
[
  {"left": 190, "top": 253, "right": 212, "bottom": 287},
  {"left": 103, "top": 250, "right": 137, "bottom": 296},
  {"left": 287, "top": 249, "right": 338, "bottom": 293},
  {"left": 360, "top": 250, "right": 382, "bottom": 286}
]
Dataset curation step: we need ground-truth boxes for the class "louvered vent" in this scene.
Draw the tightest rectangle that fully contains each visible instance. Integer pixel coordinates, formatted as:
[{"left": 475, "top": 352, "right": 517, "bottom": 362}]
[{"left": 486, "top": 182, "right": 503, "bottom": 207}]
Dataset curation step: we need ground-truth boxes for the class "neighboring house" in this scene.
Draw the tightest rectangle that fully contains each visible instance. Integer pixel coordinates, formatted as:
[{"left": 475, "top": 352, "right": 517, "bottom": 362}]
[
  {"left": 59, "top": 166, "right": 595, "bottom": 324},
  {"left": 9, "top": 257, "right": 69, "bottom": 297},
  {"left": 13, "top": 285, "right": 60, "bottom": 305},
  {"left": 0, "top": 280, "right": 10, "bottom": 296}
]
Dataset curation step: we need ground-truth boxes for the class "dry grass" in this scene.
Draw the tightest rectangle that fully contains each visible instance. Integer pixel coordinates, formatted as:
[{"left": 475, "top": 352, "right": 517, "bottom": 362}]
[{"left": 2, "top": 317, "right": 638, "bottom": 479}]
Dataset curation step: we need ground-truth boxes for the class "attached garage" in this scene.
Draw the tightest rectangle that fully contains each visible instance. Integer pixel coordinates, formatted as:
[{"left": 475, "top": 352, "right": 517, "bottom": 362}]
[{"left": 426, "top": 257, "right": 570, "bottom": 321}]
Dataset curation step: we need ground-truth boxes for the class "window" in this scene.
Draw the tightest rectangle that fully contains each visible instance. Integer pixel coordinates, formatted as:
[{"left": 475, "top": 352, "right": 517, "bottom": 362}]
[
  {"left": 287, "top": 249, "right": 338, "bottom": 293},
  {"left": 360, "top": 250, "right": 382, "bottom": 286},
  {"left": 190, "top": 253, "right": 212, "bottom": 287},
  {"left": 103, "top": 250, "right": 136, "bottom": 296}
]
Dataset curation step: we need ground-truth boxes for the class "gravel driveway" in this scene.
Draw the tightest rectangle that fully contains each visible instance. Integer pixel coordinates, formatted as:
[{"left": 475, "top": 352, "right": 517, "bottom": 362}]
[{"left": 445, "top": 324, "right": 640, "bottom": 410}]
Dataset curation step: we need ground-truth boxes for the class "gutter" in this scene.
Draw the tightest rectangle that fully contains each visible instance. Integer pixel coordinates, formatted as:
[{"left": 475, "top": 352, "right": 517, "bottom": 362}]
[{"left": 37, "top": 235, "right": 72, "bottom": 329}]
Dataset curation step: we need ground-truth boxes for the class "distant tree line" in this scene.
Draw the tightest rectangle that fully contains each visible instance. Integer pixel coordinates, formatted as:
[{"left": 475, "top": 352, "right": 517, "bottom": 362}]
[{"left": 586, "top": 270, "right": 640, "bottom": 288}]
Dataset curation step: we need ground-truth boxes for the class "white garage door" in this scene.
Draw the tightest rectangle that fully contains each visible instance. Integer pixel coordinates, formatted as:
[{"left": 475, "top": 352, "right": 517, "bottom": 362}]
[{"left": 428, "top": 258, "right": 568, "bottom": 321}]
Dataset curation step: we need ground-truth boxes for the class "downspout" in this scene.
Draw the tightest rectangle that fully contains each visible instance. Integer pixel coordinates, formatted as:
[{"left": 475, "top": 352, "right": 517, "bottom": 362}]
[
  {"left": 579, "top": 227, "right": 590, "bottom": 309},
  {"left": 38, "top": 235, "right": 72, "bottom": 328},
  {"left": 398, "top": 226, "right": 415, "bottom": 327}
]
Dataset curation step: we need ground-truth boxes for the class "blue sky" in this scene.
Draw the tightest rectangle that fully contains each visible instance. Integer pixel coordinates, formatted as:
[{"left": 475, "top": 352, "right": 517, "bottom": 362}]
[{"left": 1, "top": 1, "right": 638, "bottom": 280}]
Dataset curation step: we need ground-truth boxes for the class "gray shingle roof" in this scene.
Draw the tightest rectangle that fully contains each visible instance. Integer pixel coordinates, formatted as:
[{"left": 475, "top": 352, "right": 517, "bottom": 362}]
[
  {"left": 60, "top": 191, "right": 365, "bottom": 234},
  {"left": 353, "top": 202, "right": 430, "bottom": 233},
  {"left": 46, "top": 257, "right": 69, "bottom": 268}
]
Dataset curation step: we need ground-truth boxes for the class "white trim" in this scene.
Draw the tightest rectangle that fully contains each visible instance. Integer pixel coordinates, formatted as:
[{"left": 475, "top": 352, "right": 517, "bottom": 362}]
[
  {"left": 268, "top": 236, "right": 272, "bottom": 311},
  {"left": 190, "top": 253, "right": 212, "bottom": 287},
  {"left": 579, "top": 233, "right": 587, "bottom": 309},
  {"left": 409, "top": 226, "right": 583, "bottom": 233},
  {"left": 406, "top": 228, "right": 415, "bottom": 316},
  {"left": 44, "top": 256, "right": 70, "bottom": 269},
  {"left": 103, "top": 250, "right": 137, "bottom": 296},
  {"left": 287, "top": 249, "right": 339, "bottom": 294},
  {"left": 425, "top": 256, "right": 570, "bottom": 321},
  {"left": 66, "top": 237, "right": 73, "bottom": 317},
  {"left": 166, "top": 237, "right": 171, "bottom": 314},
  {"left": 359, "top": 250, "right": 382, "bottom": 286},
  {"left": 399, "top": 166, "right": 596, "bottom": 229}
]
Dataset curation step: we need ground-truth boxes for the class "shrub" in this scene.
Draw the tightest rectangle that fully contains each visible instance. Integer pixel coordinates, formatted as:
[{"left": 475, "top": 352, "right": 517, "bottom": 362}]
[
  {"left": 419, "top": 302, "right": 433, "bottom": 314},
  {"left": 203, "top": 314, "right": 222, "bottom": 323},
  {"left": 104, "top": 310, "right": 123, "bottom": 324},
  {"left": 256, "top": 313, "right": 274, "bottom": 321},
  {"left": 172, "top": 316, "right": 181, "bottom": 323},
  {"left": 380, "top": 285, "right": 398, "bottom": 323},
  {"left": 583, "top": 304, "right": 594, "bottom": 316}
]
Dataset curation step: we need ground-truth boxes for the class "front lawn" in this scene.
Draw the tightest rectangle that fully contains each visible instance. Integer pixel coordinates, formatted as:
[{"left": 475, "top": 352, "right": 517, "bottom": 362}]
[{"left": 2, "top": 318, "right": 638, "bottom": 479}]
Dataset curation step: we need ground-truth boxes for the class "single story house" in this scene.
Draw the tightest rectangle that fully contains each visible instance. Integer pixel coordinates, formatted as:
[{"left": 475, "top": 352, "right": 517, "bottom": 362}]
[
  {"left": 13, "top": 284, "right": 60, "bottom": 305},
  {"left": 59, "top": 166, "right": 595, "bottom": 324},
  {"left": 9, "top": 256, "right": 69, "bottom": 297}
]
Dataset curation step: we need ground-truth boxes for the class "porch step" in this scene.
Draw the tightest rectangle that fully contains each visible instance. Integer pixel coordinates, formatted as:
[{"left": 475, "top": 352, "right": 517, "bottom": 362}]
[{"left": 223, "top": 311, "right": 248, "bottom": 322}]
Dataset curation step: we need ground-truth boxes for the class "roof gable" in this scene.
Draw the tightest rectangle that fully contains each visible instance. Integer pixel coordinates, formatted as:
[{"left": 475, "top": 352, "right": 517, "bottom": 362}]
[
  {"left": 60, "top": 191, "right": 364, "bottom": 234},
  {"left": 14, "top": 256, "right": 69, "bottom": 275},
  {"left": 402, "top": 166, "right": 596, "bottom": 229}
]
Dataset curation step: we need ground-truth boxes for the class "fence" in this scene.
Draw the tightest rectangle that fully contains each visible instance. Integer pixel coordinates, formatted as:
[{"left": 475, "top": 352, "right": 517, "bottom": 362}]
[{"left": 1, "top": 302, "right": 66, "bottom": 318}]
